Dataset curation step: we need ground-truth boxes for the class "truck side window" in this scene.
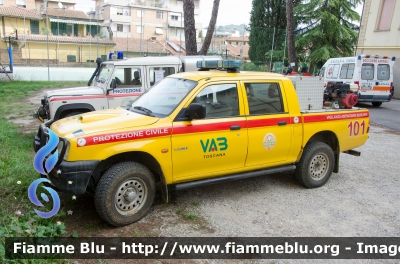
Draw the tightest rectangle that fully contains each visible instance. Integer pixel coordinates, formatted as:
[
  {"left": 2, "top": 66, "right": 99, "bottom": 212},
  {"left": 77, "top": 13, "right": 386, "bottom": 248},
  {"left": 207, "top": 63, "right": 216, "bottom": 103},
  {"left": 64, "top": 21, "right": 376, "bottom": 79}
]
[
  {"left": 377, "top": 64, "right": 390, "bottom": 80},
  {"left": 245, "top": 83, "right": 283, "bottom": 115},
  {"left": 149, "top": 67, "right": 176, "bottom": 86},
  {"left": 112, "top": 68, "right": 143, "bottom": 88},
  {"left": 191, "top": 83, "right": 239, "bottom": 118},
  {"left": 361, "top": 63, "right": 374, "bottom": 80},
  {"left": 339, "top": 63, "right": 355, "bottom": 79}
]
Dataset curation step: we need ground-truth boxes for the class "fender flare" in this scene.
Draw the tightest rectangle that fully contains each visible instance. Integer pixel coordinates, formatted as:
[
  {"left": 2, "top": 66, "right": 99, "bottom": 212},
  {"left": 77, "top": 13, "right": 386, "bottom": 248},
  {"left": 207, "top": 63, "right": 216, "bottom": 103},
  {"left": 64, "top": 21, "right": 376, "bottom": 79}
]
[{"left": 54, "top": 103, "right": 95, "bottom": 120}]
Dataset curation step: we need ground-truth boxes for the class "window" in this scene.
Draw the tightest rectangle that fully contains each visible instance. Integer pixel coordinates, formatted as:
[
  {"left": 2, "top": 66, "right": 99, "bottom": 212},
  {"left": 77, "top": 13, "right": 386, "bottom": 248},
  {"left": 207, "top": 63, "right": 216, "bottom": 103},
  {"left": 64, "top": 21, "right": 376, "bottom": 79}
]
[
  {"left": 137, "top": 10, "right": 144, "bottom": 17},
  {"left": 30, "top": 20, "right": 39, "bottom": 34},
  {"left": 16, "top": 0, "right": 26, "bottom": 7},
  {"left": 136, "top": 25, "right": 143, "bottom": 33},
  {"left": 326, "top": 64, "right": 340, "bottom": 79},
  {"left": 0, "top": 0, "right": 3, "bottom": 5},
  {"left": 116, "top": 8, "right": 123, "bottom": 15},
  {"left": 171, "top": 15, "right": 178, "bottom": 21},
  {"left": 51, "top": 23, "right": 76, "bottom": 36},
  {"left": 86, "top": 25, "right": 99, "bottom": 36},
  {"left": 377, "top": 0, "right": 395, "bottom": 30},
  {"left": 361, "top": 63, "right": 374, "bottom": 80},
  {"left": 339, "top": 63, "right": 355, "bottom": 79},
  {"left": 149, "top": 67, "right": 175, "bottom": 86},
  {"left": 156, "top": 11, "right": 163, "bottom": 19},
  {"left": 245, "top": 83, "right": 284, "bottom": 115},
  {"left": 377, "top": 64, "right": 390, "bottom": 80},
  {"left": 191, "top": 84, "right": 239, "bottom": 118},
  {"left": 113, "top": 67, "right": 143, "bottom": 87},
  {"left": 117, "top": 24, "right": 123, "bottom": 32}
]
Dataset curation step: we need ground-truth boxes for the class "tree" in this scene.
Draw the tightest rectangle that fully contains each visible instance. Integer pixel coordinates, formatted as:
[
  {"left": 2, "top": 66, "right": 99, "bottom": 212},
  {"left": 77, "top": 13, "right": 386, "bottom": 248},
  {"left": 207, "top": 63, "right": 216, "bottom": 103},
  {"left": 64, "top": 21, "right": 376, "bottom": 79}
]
[
  {"left": 183, "top": 0, "right": 197, "bottom": 55},
  {"left": 248, "top": 0, "right": 294, "bottom": 66},
  {"left": 295, "top": 0, "right": 362, "bottom": 73},
  {"left": 286, "top": 0, "right": 297, "bottom": 71},
  {"left": 198, "top": 0, "right": 220, "bottom": 55},
  {"left": 183, "top": 0, "right": 220, "bottom": 55}
]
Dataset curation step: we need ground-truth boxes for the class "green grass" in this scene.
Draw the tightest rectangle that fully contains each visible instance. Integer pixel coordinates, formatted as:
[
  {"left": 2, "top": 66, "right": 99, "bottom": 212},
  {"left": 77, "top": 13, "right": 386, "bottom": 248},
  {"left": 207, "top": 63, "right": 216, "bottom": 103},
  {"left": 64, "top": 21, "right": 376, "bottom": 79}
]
[
  {"left": 0, "top": 81, "right": 83, "bottom": 263},
  {"left": 0, "top": 80, "right": 83, "bottom": 115}
]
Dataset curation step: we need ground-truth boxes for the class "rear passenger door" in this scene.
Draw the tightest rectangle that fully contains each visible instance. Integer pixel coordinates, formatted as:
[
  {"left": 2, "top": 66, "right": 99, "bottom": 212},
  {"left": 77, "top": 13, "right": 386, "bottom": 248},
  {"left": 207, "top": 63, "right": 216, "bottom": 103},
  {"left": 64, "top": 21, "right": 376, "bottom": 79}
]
[{"left": 243, "top": 81, "right": 292, "bottom": 167}]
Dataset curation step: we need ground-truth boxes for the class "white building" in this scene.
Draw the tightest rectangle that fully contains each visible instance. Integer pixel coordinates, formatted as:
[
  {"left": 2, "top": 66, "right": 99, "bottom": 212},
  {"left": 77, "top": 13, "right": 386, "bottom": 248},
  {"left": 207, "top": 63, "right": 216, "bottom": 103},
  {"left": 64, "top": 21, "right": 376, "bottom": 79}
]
[{"left": 356, "top": 0, "right": 400, "bottom": 97}]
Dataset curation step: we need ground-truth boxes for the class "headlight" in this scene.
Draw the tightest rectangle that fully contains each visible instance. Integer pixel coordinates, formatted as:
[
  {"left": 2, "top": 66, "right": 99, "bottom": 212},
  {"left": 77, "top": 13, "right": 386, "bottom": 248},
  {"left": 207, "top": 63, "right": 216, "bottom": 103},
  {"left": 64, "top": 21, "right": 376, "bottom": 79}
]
[{"left": 56, "top": 138, "right": 70, "bottom": 161}]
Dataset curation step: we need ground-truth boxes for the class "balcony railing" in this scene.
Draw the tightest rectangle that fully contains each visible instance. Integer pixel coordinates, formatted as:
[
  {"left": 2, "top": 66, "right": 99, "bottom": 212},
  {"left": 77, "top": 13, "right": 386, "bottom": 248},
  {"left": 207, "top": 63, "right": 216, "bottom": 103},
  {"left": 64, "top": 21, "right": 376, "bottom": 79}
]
[{"left": 111, "top": 14, "right": 132, "bottom": 23}]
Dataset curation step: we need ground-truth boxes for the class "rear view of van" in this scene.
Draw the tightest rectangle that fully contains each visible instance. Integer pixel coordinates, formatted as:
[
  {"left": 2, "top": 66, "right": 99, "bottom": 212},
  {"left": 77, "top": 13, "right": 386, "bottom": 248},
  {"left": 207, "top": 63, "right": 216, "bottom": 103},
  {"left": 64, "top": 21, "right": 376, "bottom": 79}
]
[{"left": 319, "top": 55, "right": 396, "bottom": 107}]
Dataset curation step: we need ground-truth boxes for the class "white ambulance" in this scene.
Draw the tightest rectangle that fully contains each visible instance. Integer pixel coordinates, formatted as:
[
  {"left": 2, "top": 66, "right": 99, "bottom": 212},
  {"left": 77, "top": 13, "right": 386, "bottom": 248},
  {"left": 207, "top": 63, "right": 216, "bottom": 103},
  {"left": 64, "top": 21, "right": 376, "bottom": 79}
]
[{"left": 319, "top": 55, "right": 396, "bottom": 107}]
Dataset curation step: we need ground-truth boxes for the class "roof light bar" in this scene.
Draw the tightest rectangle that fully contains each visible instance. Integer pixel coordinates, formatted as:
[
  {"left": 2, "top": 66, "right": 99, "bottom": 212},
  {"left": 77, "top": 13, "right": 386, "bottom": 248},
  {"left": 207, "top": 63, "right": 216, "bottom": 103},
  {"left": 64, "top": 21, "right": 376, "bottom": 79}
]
[{"left": 197, "top": 59, "right": 242, "bottom": 73}]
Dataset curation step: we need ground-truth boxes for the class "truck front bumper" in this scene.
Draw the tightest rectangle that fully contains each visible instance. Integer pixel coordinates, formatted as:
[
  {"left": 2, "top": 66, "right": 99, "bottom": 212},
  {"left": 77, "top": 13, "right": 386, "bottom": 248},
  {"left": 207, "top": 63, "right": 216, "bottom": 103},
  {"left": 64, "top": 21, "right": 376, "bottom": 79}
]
[{"left": 44, "top": 160, "right": 100, "bottom": 195}]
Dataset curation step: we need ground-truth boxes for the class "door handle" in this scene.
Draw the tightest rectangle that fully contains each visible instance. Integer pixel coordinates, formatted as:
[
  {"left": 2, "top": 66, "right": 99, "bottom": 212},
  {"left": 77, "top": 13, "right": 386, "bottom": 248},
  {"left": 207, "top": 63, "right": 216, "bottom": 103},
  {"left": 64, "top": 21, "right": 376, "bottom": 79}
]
[
  {"left": 230, "top": 125, "right": 241, "bottom": 130},
  {"left": 278, "top": 121, "right": 287, "bottom": 126}
]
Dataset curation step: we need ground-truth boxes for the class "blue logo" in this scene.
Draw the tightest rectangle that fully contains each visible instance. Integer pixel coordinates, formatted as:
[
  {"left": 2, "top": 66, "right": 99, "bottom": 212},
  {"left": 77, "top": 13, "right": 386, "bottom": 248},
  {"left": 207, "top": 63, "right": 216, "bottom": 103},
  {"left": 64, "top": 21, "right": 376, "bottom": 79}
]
[
  {"left": 29, "top": 129, "right": 61, "bottom": 218},
  {"left": 28, "top": 178, "right": 60, "bottom": 218}
]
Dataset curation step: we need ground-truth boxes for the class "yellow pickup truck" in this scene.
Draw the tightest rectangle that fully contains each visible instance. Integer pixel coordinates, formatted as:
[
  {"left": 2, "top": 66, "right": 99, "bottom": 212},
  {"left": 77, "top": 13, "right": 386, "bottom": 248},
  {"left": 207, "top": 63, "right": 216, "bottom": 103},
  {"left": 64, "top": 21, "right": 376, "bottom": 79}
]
[{"left": 34, "top": 60, "right": 370, "bottom": 226}]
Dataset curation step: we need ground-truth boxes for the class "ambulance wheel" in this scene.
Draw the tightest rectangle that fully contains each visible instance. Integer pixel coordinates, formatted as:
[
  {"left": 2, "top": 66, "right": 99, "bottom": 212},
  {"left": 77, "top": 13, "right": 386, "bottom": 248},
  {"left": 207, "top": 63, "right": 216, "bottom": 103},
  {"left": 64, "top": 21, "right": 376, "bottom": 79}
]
[
  {"left": 64, "top": 111, "right": 83, "bottom": 118},
  {"left": 95, "top": 161, "right": 155, "bottom": 226},
  {"left": 295, "top": 142, "right": 334, "bottom": 188},
  {"left": 372, "top": 102, "right": 382, "bottom": 107}
]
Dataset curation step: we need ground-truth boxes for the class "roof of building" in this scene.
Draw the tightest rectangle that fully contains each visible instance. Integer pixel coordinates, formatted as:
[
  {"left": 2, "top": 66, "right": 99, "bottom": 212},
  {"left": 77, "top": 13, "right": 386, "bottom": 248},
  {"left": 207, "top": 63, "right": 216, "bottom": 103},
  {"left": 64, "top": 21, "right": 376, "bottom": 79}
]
[
  {"left": 157, "top": 40, "right": 186, "bottom": 56},
  {"left": 46, "top": 7, "right": 91, "bottom": 20},
  {"left": 226, "top": 36, "right": 249, "bottom": 42},
  {"left": 227, "top": 43, "right": 249, "bottom": 58},
  {"left": 0, "top": 6, "right": 42, "bottom": 19},
  {"left": 8, "top": 33, "right": 116, "bottom": 45}
]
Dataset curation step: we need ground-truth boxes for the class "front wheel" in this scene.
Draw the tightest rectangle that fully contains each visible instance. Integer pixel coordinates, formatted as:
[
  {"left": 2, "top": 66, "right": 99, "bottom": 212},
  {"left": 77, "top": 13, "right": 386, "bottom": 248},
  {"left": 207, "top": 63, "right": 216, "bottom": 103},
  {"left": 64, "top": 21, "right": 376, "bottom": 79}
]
[
  {"left": 372, "top": 102, "right": 382, "bottom": 107},
  {"left": 95, "top": 161, "right": 156, "bottom": 226},
  {"left": 295, "top": 142, "right": 334, "bottom": 188}
]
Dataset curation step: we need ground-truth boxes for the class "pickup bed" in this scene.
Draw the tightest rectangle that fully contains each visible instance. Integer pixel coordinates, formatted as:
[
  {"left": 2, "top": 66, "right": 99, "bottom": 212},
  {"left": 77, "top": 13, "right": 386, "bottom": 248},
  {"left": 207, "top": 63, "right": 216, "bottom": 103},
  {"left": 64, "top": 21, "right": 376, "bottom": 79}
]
[{"left": 34, "top": 60, "right": 370, "bottom": 226}]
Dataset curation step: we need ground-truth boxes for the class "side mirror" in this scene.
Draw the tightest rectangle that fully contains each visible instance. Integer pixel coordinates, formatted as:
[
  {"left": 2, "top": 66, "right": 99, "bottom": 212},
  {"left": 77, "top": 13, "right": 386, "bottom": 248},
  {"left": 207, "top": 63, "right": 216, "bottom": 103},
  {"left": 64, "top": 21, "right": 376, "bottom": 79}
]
[
  {"left": 107, "top": 79, "right": 116, "bottom": 94},
  {"left": 110, "top": 79, "right": 116, "bottom": 89},
  {"left": 187, "top": 103, "right": 206, "bottom": 120}
]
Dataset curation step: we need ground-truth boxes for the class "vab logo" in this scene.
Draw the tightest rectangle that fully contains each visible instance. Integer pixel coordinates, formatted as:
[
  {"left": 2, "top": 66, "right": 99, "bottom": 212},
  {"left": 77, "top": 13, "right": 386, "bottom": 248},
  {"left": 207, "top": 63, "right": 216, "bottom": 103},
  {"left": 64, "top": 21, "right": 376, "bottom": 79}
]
[
  {"left": 200, "top": 137, "right": 228, "bottom": 159},
  {"left": 29, "top": 129, "right": 61, "bottom": 218}
]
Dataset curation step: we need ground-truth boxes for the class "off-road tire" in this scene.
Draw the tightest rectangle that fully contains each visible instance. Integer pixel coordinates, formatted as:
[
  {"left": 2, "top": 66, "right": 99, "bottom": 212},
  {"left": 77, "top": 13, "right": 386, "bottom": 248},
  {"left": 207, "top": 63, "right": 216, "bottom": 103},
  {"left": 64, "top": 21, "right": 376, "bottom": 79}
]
[
  {"left": 295, "top": 142, "right": 334, "bottom": 188},
  {"left": 95, "top": 161, "right": 155, "bottom": 226},
  {"left": 64, "top": 111, "right": 84, "bottom": 118},
  {"left": 372, "top": 102, "right": 382, "bottom": 107}
]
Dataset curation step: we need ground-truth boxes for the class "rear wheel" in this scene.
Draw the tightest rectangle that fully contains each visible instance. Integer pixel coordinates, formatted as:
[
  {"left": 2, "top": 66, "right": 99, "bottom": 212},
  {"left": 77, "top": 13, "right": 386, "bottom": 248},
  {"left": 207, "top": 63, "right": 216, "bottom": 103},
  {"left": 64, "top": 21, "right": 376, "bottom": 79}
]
[
  {"left": 372, "top": 102, "right": 382, "bottom": 107},
  {"left": 295, "top": 142, "right": 334, "bottom": 188},
  {"left": 95, "top": 161, "right": 155, "bottom": 226}
]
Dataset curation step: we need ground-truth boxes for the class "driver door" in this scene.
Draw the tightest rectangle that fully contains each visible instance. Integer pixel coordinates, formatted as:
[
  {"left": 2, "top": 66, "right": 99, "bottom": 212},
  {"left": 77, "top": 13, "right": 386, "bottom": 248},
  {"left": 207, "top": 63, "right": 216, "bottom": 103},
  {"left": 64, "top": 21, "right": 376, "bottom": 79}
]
[
  {"left": 171, "top": 82, "right": 248, "bottom": 182},
  {"left": 107, "top": 67, "right": 144, "bottom": 108}
]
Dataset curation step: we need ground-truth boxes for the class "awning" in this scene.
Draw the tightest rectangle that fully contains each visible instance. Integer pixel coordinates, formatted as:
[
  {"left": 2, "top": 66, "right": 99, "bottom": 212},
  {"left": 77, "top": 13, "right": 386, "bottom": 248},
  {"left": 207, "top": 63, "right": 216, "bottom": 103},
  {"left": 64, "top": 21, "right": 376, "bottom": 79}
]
[
  {"left": 49, "top": 18, "right": 100, "bottom": 26},
  {"left": 155, "top": 27, "right": 163, "bottom": 35}
]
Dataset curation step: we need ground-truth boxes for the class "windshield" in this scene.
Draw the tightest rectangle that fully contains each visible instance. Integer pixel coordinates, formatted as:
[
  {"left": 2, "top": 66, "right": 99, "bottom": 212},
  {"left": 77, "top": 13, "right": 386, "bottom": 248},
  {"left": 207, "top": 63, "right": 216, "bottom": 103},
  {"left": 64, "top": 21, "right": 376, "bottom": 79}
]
[
  {"left": 94, "top": 64, "right": 113, "bottom": 86},
  {"left": 130, "top": 77, "right": 198, "bottom": 117}
]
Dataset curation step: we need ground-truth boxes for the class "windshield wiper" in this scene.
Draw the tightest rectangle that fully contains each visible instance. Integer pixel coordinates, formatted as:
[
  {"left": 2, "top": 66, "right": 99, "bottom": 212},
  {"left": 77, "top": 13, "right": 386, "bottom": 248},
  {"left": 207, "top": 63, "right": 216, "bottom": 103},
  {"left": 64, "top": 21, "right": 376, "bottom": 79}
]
[{"left": 132, "top": 106, "right": 155, "bottom": 117}]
